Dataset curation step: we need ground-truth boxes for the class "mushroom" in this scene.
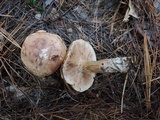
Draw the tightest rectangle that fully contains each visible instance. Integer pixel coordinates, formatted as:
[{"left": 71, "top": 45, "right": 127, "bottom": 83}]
[
  {"left": 21, "top": 30, "right": 67, "bottom": 77},
  {"left": 61, "top": 39, "right": 130, "bottom": 92}
]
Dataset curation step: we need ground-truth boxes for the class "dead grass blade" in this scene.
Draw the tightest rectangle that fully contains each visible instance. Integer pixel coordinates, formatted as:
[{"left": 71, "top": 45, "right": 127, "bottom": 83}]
[
  {"left": 0, "top": 27, "right": 21, "bottom": 49},
  {"left": 0, "top": 59, "right": 17, "bottom": 86},
  {"left": 109, "top": 1, "right": 121, "bottom": 37},
  {"left": 143, "top": 33, "right": 152, "bottom": 111},
  {"left": 121, "top": 74, "right": 128, "bottom": 113}
]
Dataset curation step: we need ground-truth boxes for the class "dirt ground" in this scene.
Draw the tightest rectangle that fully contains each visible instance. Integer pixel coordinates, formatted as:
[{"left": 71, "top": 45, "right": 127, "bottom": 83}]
[{"left": 0, "top": 0, "right": 160, "bottom": 120}]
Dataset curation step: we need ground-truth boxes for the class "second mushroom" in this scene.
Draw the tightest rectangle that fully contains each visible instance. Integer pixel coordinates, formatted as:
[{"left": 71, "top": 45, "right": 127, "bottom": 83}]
[{"left": 61, "top": 39, "right": 130, "bottom": 92}]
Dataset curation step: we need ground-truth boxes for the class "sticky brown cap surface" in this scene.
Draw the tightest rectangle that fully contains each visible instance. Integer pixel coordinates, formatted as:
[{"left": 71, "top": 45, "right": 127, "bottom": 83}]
[{"left": 21, "top": 30, "right": 66, "bottom": 77}]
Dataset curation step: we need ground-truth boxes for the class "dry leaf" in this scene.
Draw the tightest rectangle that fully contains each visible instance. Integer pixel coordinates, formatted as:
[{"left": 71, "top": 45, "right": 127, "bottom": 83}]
[
  {"left": 123, "top": 0, "right": 139, "bottom": 22},
  {"left": 35, "top": 13, "right": 42, "bottom": 20},
  {"left": 45, "top": 0, "right": 52, "bottom": 6}
]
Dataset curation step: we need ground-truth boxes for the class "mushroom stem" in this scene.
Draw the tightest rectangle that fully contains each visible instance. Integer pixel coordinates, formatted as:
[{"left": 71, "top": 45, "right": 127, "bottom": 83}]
[{"left": 83, "top": 57, "right": 129, "bottom": 73}]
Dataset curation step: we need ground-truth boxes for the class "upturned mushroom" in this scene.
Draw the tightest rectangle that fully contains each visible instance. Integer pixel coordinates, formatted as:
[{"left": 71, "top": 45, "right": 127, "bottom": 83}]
[
  {"left": 61, "top": 39, "right": 130, "bottom": 92},
  {"left": 21, "top": 30, "right": 67, "bottom": 77}
]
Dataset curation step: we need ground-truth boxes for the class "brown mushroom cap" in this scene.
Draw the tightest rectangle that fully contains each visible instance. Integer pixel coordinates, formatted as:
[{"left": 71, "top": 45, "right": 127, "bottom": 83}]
[
  {"left": 61, "top": 39, "right": 130, "bottom": 92},
  {"left": 21, "top": 30, "right": 67, "bottom": 77},
  {"left": 61, "top": 39, "right": 96, "bottom": 92}
]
